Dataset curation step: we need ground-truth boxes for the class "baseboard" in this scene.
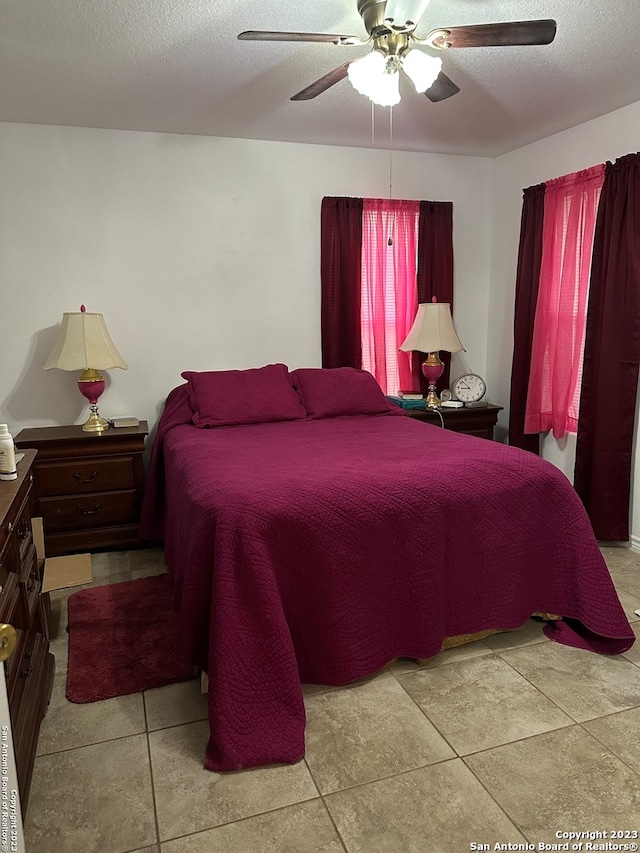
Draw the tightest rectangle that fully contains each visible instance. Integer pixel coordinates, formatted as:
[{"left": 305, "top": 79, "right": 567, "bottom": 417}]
[{"left": 599, "top": 536, "right": 639, "bottom": 554}]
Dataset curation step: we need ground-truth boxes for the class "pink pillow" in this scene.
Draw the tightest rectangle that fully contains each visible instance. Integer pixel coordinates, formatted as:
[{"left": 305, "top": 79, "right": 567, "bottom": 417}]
[
  {"left": 182, "top": 364, "right": 306, "bottom": 428},
  {"left": 292, "top": 367, "right": 397, "bottom": 418}
]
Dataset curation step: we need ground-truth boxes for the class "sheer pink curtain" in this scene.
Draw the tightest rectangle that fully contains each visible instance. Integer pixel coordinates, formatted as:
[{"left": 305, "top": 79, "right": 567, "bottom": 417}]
[
  {"left": 525, "top": 165, "right": 605, "bottom": 438},
  {"left": 361, "top": 199, "right": 420, "bottom": 395}
]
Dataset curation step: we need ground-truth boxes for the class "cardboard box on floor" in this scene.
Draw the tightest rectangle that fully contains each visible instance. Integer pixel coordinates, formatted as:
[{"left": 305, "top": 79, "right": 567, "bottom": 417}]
[{"left": 32, "top": 517, "right": 93, "bottom": 594}]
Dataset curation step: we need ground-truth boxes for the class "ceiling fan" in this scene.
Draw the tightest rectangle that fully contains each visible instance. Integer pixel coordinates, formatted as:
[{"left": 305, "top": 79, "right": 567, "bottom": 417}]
[{"left": 238, "top": 0, "right": 557, "bottom": 105}]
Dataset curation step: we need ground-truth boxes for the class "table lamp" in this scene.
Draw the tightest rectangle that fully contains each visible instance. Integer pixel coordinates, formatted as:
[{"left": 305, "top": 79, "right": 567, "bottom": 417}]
[
  {"left": 44, "top": 305, "right": 128, "bottom": 432},
  {"left": 400, "top": 300, "right": 464, "bottom": 408}
]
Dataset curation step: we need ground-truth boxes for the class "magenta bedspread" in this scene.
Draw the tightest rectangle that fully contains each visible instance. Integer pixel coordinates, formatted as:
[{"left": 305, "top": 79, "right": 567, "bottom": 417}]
[{"left": 141, "top": 386, "right": 634, "bottom": 771}]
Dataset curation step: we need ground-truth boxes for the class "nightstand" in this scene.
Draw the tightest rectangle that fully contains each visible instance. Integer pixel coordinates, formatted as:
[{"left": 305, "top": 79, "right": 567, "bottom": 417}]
[
  {"left": 405, "top": 404, "right": 503, "bottom": 440},
  {"left": 15, "top": 423, "right": 148, "bottom": 556}
]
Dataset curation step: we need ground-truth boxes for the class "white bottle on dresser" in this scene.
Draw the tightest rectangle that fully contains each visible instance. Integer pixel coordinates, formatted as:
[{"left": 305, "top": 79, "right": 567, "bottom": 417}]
[{"left": 0, "top": 424, "right": 17, "bottom": 480}]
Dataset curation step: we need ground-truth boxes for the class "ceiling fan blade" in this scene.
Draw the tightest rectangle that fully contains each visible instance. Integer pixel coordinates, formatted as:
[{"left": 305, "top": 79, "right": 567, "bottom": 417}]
[
  {"left": 425, "top": 72, "right": 460, "bottom": 102},
  {"left": 291, "top": 63, "right": 351, "bottom": 101},
  {"left": 430, "top": 19, "right": 557, "bottom": 49},
  {"left": 238, "top": 30, "right": 356, "bottom": 43}
]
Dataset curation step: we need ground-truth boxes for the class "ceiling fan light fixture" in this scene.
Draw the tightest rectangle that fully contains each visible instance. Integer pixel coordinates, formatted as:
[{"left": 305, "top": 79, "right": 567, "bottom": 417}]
[
  {"left": 347, "top": 50, "right": 384, "bottom": 95},
  {"left": 347, "top": 50, "right": 401, "bottom": 106},
  {"left": 370, "top": 69, "right": 401, "bottom": 106},
  {"left": 401, "top": 49, "right": 442, "bottom": 93}
]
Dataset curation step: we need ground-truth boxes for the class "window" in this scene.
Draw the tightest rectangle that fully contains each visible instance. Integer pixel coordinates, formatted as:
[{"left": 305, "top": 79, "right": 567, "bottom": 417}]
[
  {"left": 320, "top": 196, "right": 454, "bottom": 393},
  {"left": 360, "top": 198, "right": 420, "bottom": 396},
  {"left": 524, "top": 165, "right": 605, "bottom": 438}
]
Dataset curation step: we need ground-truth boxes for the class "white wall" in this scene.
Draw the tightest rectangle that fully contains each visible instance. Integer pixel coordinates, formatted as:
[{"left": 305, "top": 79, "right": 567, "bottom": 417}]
[
  {"left": 2, "top": 106, "right": 639, "bottom": 534},
  {"left": 0, "top": 122, "right": 493, "bottom": 440},
  {"left": 488, "top": 99, "right": 640, "bottom": 541}
]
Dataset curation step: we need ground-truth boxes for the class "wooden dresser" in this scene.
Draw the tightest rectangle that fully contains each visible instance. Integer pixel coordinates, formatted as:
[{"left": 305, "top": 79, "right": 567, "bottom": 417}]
[
  {"left": 0, "top": 450, "right": 55, "bottom": 814},
  {"left": 15, "top": 423, "right": 148, "bottom": 557}
]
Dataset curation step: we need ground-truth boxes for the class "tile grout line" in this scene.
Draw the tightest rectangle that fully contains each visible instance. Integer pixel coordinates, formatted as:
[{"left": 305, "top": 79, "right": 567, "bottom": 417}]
[
  {"left": 386, "top": 638, "right": 640, "bottom": 839},
  {"left": 156, "top": 796, "right": 335, "bottom": 849},
  {"left": 576, "top": 712, "right": 640, "bottom": 781},
  {"left": 460, "top": 753, "right": 536, "bottom": 844},
  {"left": 302, "top": 757, "right": 350, "bottom": 853},
  {"left": 391, "top": 662, "right": 576, "bottom": 762},
  {"left": 143, "top": 691, "right": 163, "bottom": 851}
]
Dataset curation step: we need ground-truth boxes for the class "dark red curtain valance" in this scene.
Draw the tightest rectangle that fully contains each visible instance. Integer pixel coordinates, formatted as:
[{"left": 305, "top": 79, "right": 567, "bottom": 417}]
[
  {"left": 574, "top": 152, "right": 640, "bottom": 541},
  {"left": 508, "top": 183, "right": 546, "bottom": 454}
]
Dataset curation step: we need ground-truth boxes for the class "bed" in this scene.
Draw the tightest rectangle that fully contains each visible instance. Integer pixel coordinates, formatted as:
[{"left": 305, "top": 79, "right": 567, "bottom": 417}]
[{"left": 140, "top": 364, "right": 634, "bottom": 772}]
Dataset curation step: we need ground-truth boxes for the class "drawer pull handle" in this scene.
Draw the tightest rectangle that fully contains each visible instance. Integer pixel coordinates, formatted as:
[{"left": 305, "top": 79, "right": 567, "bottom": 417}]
[
  {"left": 6, "top": 522, "right": 12, "bottom": 534},
  {"left": 0, "top": 626, "right": 16, "bottom": 663},
  {"left": 73, "top": 471, "right": 99, "bottom": 484},
  {"left": 76, "top": 503, "right": 101, "bottom": 516}
]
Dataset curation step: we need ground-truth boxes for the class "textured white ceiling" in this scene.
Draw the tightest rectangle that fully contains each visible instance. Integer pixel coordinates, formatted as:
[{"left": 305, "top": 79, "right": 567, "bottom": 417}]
[{"left": 1, "top": 0, "right": 639, "bottom": 157}]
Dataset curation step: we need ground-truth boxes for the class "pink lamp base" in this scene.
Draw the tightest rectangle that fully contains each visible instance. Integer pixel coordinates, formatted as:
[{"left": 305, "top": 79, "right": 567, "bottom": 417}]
[
  {"left": 421, "top": 353, "right": 445, "bottom": 408},
  {"left": 77, "top": 377, "right": 109, "bottom": 432}
]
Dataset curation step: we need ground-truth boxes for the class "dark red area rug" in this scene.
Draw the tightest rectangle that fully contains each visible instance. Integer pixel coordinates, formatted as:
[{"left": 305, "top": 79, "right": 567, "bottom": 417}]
[{"left": 66, "top": 573, "right": 198, "bottom": 703}]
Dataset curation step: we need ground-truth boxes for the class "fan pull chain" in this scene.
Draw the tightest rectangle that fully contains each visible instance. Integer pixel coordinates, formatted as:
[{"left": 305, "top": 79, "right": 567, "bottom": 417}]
[
  {"left": 388, "top": 106, "right": 394, "bottom": 246},
  {"left": 389, "top": 105, "right": 393, "bottom": 199},
  {"left": 371, "top": 100, "right": 375, "bottom": 147}
]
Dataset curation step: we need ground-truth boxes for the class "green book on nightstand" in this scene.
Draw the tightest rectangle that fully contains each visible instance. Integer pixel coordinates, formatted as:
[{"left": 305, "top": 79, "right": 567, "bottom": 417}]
[{"left": 386, "top": 396, "right": 427, "bottom": 410}]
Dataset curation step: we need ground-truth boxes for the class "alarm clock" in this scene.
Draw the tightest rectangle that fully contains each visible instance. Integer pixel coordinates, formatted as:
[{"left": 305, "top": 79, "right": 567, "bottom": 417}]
[
  {"left": 452, "top": 373, "right": 487, "bottom": 404},
  {"left": 440, "top": 388, "right": 453, "bottom": 403}
]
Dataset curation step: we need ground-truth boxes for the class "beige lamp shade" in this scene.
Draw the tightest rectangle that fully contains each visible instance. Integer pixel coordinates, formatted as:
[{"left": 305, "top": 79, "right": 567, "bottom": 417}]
[
  {"left": 399, "top": 302, "right": 465, "bottom": 353},
  {"left": 44, "top": 311, "right": 128, "bottom": 371}
]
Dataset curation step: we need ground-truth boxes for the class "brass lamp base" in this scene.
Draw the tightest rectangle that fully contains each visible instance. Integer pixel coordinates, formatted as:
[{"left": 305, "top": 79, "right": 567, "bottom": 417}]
[
  {"left": 78, "top": 370, "right": 110, "bottom": 432},
  {"left": 82, "top": 408, "right": 110, "bottom": 433},
  {"left": 425, "top": 387, "right": 441, "bottom": 409},
  {"left": 422, "top": 352, "right": 445, "bottom": 409}
]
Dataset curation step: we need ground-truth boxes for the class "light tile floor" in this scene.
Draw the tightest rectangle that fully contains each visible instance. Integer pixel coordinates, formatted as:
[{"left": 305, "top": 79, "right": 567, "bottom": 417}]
[{"left": 23, "top": 545, "right": 640, "bottom": 853}]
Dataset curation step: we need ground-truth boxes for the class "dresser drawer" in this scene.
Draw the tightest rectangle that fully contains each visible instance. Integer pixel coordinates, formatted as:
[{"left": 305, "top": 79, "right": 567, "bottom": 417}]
[
  {"left": 0, "top": 470, "right": 33, "bottom": 557},
  {"left": 35, "top": 456, "right": 138, "bottom": 497},
  {"left": 0, "top": 541, "right": 37, "bottom": 634},
  {"left": 14, "top": 488, "right": 36, "bottom": 569},
  {"left": 0, "top": 537, "right": 14, "bottom": 600},
  {"left": 4, "top": 575, "right": 25, "bottom": 698},
  {"left": 0, "top": 571, "right": 19, "bottom": 629},
  {"left": 38, "top": 489, "right": 138, "bottom": 531},
  {"left": 19, "top": 543, "right": 40, "bottom": 629},
  {"left": 5, "top": 625, "right": 25, "bottom": 704},
  {"left": 7, "top": 629, "right": 35, "bottom": 715},
  {"left": 12, "top": 633, "right": 53, "bottom": 810}
]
